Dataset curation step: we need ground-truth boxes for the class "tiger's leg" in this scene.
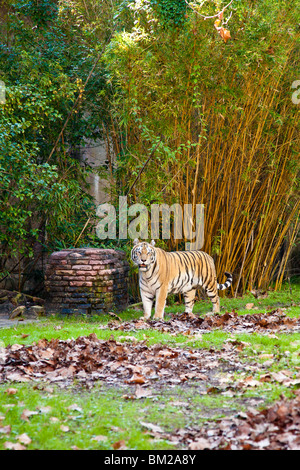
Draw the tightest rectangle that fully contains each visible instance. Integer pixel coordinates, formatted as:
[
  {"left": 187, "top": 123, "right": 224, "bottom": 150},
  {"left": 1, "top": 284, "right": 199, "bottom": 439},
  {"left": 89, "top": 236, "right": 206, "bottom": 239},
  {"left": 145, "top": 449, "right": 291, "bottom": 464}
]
[
  {"left": 153, "top": 286, "right": 168, "bottom": 320},
  {"left": 140, "top": 290, "right": 154, "bottom": 319},
  {"left": 205, "top": 286, "right": 220, "bottom": 313},
  {"left": 183, "top": 289, "right": 196, "bottom": 313}
]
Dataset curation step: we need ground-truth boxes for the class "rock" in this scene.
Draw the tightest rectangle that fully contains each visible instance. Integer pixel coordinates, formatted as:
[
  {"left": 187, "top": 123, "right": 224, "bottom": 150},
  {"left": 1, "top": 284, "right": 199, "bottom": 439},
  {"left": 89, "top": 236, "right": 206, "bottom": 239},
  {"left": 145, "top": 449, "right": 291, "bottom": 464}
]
[
  {"left": 32, "top": 297, "right": 45, "bottom": 305},
  {"left": 0, "top": 289, "right": 8, "bottom": 298},
  {"left": 27, "top": 305, "right": 45, "bottom": 317},
  {"left": 10, "top": 292, "right": 24, "bottom": 306},
  {"left": 0, "top": 290, "right": 46, "bottom": 316},
  {"left": 9, "top": 306, "right": 26, "bottom": 319},
  {"left": 0, "top": 295, "right": 8, "bottom": 304}
]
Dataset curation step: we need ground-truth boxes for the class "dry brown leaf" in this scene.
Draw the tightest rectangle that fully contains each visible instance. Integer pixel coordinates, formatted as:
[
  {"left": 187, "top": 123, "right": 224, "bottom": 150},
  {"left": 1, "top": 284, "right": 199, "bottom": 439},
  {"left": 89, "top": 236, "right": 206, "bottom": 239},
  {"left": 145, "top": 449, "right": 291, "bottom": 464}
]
[
  {"left": 134, "top": 385, "right": 153, "bottom": 399},
  {"left": 4, "top": 441, "right": 26, "bottom": 450},
  {"left": 126, "top": 373, "right": 146, "bottom": 385},
  {"left": 0, "top": 425, "right": 11, "bottom": 435},
  {"left": 39, "top": 348, "right": 55, "bottom": 359},
  {"left": 20, "top": 409, "right": 38, "bottom": 421},
  {"left": 6, "top": 388, "right": 18, "bottom": 395},
  {"left": 39, "top": 406, "right": 52, "bottom": 414},
  {"left": 245, "top": 303, "right": 254, "bottom": 309},
  {"left": 17, "top": 433, "right": 32, "bottom": 445},
  {"left": 189, "top": 437, "right": 211, "bottom": 450},
  {"left": 60, "top": 425, "right": 70, "bottom": 432},
  {"left": 219, "top": 27, "right": 231, "bottom": 43},
  {"left": 140, "top": 421, "right": 164, "bottom": 434},
  {"left": 50, "top": 417, "right": 59, "bottom": 423},
  {"left": 11, "top": 344, "right": 23, "bottom": 351},
  {"left": 92, "top": 435, "right": 108, "bottom": 442},
  {"left": 67, "top": 404, "right": 82, "bottom": 412},
  {"left": 6, "top": 371, "right": 30, "bottom": 382},
  {"left": 112, "top": 439, "right": 127, "bottom": 450}
]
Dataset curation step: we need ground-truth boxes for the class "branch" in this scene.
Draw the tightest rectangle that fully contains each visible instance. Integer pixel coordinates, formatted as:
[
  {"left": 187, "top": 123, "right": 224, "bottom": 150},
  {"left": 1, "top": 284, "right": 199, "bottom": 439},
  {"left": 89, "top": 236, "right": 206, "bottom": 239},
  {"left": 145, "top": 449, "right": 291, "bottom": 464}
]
[
  {"left": 126, "top": 137, "right": 162, "bottom": 197},
  {"left": 46, "top": 31, "right": 115, "bottom": 164},
  {"left": 185, "top": 0, "right": 234, "bottom": 19}
]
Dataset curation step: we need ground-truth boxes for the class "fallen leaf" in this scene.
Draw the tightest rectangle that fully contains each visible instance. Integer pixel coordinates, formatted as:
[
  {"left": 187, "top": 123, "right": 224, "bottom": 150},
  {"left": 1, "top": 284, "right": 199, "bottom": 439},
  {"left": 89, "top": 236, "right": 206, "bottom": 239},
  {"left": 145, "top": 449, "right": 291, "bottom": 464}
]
[
  {"left": 135, "top": 385, "right": 154, "bottom": 399},
  {"left": 39, "top": 348, "right": 55, "bottom": 359},
  {"left": 6, "top": 388, "right": 18, "bottom": 395},
  {"left": 17, "top": 433, "right": 32, "bottom": 445},
  {"left": 92, "top": 435, "right": 108, "bottom": 442},
  {"left": 21, "top": 409, "right": 38, "bottom": 421},
  {"left": 258, "top": 354, "right": 274, "bottom": 359},
  {"left": 110, "top": 425, "right": 124, "bottom": 433},
  {"left": 112, "top": 439, "right": 127, "bottom": 450},
  {"left": 0, "top": 347, "right": 7, "bottom": 364},
  {"left": 140, "top": 421, "right": 164, "bottom": 434},
  {"left": 60, "top": 425, "right": 70, "bottom": 432},
  {"left": 245, "top": 303, "right": 254, "bottom": 310},
  {"left": 189, "top": 437, "right": 211, "bottom": 450},
  {"left": 4, "top": 441, "right": 26, "bottom": 450},
  {"left": 6, "top": 372, "right": 30, "bottom": 382},
  {"left": 67, "top": 404, "right": 82, "bottom": 412},
  {"left": 0, "top": 425, "right": 11, "bottom": 434},
  {"left": 50, "top": 417, "right": 60, "bottom": 423},
  {"left": 126, "top": 373, "right": 146, "bottom": 385},
  {"left": 11, "top": 344, "right": 23, "bottom": 351},
  {"left": 39, "top": 406, "right": 52, "bottom": 414},
  {"left": 118, "top": 335, "right": 138, "bottom": 343}
]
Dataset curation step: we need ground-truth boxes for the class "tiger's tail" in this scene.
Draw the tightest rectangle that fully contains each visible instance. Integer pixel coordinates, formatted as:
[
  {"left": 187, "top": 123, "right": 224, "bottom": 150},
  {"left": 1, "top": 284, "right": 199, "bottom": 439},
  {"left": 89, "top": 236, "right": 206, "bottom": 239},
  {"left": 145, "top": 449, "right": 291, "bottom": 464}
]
[{"left": 217, "top": 272, "right": 233, "bottom": 290}]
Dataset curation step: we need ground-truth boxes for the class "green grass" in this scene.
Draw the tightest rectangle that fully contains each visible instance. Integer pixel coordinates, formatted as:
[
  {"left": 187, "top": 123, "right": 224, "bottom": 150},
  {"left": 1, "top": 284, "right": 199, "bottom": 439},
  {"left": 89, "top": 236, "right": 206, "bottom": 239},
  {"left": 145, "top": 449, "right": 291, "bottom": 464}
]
[
  {"left": 0, "top": 280, "right": 299, "bottom": 450},
  {"left": 0, "top": 383, "right": 175, "bottom": 450}
]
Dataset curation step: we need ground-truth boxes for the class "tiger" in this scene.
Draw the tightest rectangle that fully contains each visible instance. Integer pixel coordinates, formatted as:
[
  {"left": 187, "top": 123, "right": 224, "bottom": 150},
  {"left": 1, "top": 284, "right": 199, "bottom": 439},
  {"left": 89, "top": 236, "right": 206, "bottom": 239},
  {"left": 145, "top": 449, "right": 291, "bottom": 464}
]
[{"left": 131, "top": 239, "right": 232, "bottom": 320}]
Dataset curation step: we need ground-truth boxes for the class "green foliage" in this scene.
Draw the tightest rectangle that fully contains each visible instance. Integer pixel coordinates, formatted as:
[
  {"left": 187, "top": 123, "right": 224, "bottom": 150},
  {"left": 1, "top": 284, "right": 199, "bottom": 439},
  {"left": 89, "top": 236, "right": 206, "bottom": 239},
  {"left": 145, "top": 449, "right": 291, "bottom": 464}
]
[
  {"left": 0, "top": 0, "right": 299, "bottom": 293},
  {"left": 103, "top": 0, "right": 299, "bottom": 292},
  {"left": 0, "top": 0, "right": 112, "bottom": 286},
  {"left": 150, "top": 0, "right": 187, "bottom": 28},
  {"left": 13, "top": 0, "right": 59, "bottom": 25}
]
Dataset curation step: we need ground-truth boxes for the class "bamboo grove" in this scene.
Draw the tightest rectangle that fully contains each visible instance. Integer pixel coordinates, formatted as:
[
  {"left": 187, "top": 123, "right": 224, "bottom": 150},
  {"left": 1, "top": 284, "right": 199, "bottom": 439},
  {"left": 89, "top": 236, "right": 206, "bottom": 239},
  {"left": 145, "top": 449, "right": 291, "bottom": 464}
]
[{"left": 103, "top": 0, "right": 300, "bottom": 295}]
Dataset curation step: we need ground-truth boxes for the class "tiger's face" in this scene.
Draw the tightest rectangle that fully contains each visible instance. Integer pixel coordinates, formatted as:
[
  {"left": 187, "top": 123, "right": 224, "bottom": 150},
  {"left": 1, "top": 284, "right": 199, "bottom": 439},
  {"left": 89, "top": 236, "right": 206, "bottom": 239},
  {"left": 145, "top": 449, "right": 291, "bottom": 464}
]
[{"left": 131, "top": 239, "right": 156, "bottom": 272}]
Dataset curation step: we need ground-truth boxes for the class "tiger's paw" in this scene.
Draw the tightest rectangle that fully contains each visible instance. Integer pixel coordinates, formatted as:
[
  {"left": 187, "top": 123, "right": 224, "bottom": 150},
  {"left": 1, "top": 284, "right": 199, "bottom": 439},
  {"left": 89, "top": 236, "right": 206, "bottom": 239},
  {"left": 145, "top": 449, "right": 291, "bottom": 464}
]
[
  {"left": 142, "top": 313, "right": 151, "bottom": 320},
  {"left": 153, "top": 315, "right": 164, "bottom": 320}
]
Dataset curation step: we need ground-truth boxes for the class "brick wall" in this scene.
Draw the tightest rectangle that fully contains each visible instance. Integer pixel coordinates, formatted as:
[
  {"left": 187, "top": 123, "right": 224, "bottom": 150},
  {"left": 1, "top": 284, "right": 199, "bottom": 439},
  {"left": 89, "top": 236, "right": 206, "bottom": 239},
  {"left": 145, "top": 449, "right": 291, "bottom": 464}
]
[{"left": 45, "top": 248, "right": 129, "bottom": 315}]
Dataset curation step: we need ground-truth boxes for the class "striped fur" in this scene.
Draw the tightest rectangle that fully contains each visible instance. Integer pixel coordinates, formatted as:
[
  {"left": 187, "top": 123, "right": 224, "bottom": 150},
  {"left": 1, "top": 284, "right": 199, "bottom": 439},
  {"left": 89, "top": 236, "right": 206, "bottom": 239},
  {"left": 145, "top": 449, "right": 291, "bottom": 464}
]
[{"left": 131, "top": 239, "right": 232, "bottom": 320}]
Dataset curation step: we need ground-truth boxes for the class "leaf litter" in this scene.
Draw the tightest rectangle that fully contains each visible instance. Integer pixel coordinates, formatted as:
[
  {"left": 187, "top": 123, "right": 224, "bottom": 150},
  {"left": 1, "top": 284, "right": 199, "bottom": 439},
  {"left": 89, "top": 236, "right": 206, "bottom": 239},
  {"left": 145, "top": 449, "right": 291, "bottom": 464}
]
[
  {"left": 0, "top": 333, "right": 244, "bottom": 389},
  {"left": 105, "top": 309, "right": 300, "bottom": 336},
  {"left": 150, "top": 392, "right": 300, "bottom": 450},
  {"left": 1, "top": 308, "right": 300, "bottom": 450}
]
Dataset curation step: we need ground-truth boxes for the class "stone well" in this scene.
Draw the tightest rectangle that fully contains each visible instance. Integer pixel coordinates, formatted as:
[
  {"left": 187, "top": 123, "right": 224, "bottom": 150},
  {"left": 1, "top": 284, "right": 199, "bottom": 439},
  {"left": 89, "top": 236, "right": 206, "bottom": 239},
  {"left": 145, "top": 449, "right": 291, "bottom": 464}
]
[{"left": 45, "top": 248, "right": 130, "bottom": 315}]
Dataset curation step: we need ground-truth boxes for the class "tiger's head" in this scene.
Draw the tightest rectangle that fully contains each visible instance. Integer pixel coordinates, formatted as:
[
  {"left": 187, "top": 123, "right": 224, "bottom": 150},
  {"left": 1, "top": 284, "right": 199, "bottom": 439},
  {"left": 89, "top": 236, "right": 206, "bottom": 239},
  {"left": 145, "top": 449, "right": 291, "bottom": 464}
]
[{"left": 131, "top": 239, "right": 156, "bottom": 272}]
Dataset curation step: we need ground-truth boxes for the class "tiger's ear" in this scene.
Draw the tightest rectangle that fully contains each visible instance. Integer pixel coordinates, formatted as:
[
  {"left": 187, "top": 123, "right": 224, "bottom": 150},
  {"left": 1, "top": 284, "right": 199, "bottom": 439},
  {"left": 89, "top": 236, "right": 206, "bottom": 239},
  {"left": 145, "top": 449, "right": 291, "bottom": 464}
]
[
  {"left": 133, "top": 238, "right": 139, "bottom": 245},
  {"left": 150, "top": 240, "right": 155, "bottom": 246}
]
